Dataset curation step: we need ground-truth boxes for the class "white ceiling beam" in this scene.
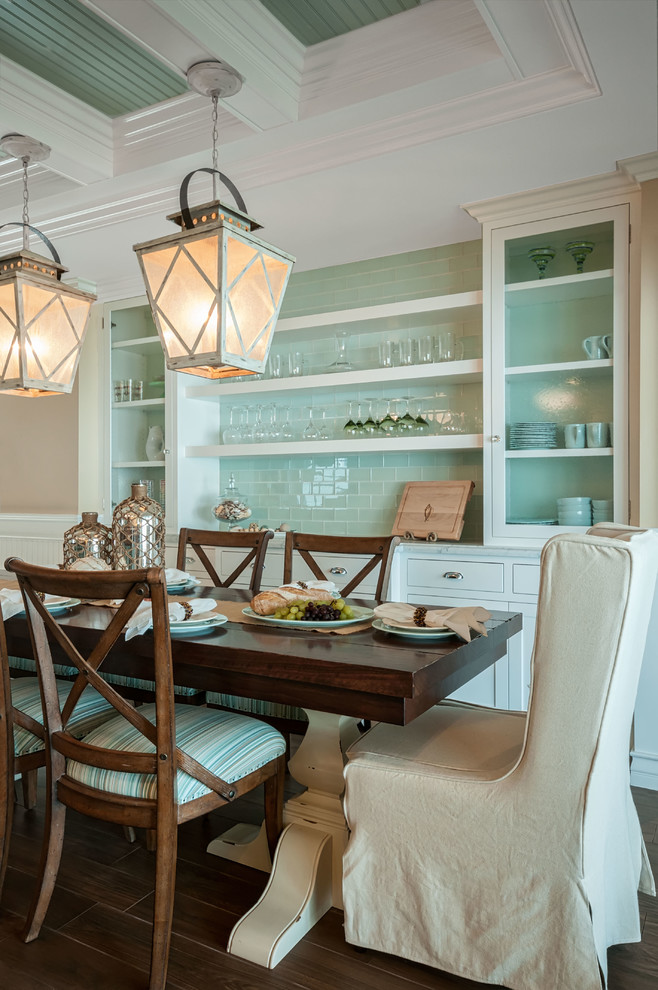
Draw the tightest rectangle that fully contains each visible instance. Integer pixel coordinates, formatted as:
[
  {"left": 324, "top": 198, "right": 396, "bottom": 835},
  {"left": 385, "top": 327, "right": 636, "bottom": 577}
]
[
  {"left": 0, "top": 57, "right": 113, "bottom": 185},
  {"left": 84, "top": 0, "right": 304, "bottom": 130}
]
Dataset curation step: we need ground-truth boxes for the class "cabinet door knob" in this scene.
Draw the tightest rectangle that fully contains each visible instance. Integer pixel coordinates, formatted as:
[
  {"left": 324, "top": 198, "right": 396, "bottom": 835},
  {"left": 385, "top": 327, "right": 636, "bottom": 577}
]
[
  {"left": 443, "top": 571, "right": 464, "bottom": 580},
  {"left": 330, "top": 566, "right": 347, "bottom": 575},
  {"left": 491, "top": 435, "right": 501, "bottom": 443},
  {"left": 163, "top": 448, "right": 171, "bottom": 454}
]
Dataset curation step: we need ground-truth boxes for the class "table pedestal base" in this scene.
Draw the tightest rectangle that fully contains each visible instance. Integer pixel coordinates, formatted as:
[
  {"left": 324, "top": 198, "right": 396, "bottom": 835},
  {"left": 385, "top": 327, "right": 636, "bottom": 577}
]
[
  {"left": 206, "top": 821, "right": 272, "bottom": 872},
  {"left": 227, "top": 823, "right": 332, "bottom": 968}
]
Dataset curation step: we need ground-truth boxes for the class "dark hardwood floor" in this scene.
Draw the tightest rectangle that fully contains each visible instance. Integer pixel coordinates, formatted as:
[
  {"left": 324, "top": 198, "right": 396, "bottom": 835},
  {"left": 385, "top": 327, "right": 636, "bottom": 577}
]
[{"left": 1, "top": 764, "right": 657, "bottom": 990}]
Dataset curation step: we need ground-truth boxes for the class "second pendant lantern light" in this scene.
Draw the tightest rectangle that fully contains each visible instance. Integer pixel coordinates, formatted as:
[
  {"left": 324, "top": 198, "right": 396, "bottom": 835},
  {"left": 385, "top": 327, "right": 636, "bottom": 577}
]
[{"left": 133, "top": 60, "right": 295, "bottom": 380}]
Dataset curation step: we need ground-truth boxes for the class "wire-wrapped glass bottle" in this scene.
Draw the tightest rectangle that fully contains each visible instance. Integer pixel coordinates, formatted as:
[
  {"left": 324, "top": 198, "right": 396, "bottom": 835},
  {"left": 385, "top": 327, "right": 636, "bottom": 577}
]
[
  {"left": 63, "top": 512, "right": 113, "bottom": 568},
  {"left": 112, "top": 483, "right": 165, "bottom": 569}
]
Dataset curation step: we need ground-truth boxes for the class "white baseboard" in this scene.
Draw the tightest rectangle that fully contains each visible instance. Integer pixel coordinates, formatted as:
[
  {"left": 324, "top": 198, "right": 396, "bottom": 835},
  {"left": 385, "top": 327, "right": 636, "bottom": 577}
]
[{"left": 630, "top": 750, "right": 658, "bottom": 791}]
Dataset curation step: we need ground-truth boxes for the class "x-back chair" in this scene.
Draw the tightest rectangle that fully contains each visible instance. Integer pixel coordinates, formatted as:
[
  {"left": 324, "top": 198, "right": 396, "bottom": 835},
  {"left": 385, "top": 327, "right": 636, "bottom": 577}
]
[
  {"left": 176, "top": 527, "right": 273, "bottom": 592},
  {"left": 5, "top": 557, "right": 286, "bottom": 990}
]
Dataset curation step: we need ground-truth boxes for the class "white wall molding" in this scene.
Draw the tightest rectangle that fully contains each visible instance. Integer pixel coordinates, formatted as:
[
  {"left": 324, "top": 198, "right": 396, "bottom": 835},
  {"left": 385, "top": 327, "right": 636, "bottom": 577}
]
[
  {"left": 463, "top": 168, "right": 641, "bottom": 225},
  {"left": 631, "top": 751, "right": 658, "bottom": 792},
  {"left": 619, "top": 152, "right": 658, "bottom": 184},
  {"left": 0, "top": 58, "right": 113, "bottom": 184}
]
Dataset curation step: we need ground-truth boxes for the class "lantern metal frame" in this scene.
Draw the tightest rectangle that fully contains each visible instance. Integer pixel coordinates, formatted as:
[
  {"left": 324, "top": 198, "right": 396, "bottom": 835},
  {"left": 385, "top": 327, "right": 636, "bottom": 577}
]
[
  {"left": 0, "top": 134, "right": 96, "bottom": 397},
  {"left": 132, "top": 61, "right": 295, "bottom": 380}
]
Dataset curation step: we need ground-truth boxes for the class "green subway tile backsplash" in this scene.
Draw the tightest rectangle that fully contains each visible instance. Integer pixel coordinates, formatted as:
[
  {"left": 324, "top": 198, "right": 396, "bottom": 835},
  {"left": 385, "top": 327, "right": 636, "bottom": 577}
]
[{"left": 221, "top": 451, "right": 483, "bottom": 542}]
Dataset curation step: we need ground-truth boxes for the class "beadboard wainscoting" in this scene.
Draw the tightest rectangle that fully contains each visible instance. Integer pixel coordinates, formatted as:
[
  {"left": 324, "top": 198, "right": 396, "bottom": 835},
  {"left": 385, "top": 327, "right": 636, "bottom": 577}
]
[{"left": 0, "top": 515, "right": 76, "bottom": 574}]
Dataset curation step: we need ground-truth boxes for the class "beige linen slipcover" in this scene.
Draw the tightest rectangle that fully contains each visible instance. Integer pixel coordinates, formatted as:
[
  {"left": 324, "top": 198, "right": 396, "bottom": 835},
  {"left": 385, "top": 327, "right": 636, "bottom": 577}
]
[{"left": 343, "top": 530, "right": 658, "bottom": 990}]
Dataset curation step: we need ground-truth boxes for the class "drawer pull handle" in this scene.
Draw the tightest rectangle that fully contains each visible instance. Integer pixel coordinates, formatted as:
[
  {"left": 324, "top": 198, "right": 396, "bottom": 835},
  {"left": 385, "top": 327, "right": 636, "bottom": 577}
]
[
  {"left": 443, "top": 571, "right": 464, "bottom": 580},
  {"left": 185, "top": 556, "right": 194, "bottom": 564},
  {"left": 330, "top": 566, "right": 347, "bottom": 575}
]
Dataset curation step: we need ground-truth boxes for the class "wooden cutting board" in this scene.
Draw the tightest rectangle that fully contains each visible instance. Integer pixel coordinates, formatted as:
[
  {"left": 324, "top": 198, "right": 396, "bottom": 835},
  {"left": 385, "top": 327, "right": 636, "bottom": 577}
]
[{"left": 392, "top": 481, "right": 475, "bottom": 541}]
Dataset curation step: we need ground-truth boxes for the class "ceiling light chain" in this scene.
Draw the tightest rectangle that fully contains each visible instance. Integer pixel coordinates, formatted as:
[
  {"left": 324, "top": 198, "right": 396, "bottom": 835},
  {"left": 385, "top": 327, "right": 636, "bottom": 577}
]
[
  {"left": 211, "top": 92, "right": 219, "bottom": 201},
  {"left": 21, "top": 155, "right": 30, "bottom": 251}
]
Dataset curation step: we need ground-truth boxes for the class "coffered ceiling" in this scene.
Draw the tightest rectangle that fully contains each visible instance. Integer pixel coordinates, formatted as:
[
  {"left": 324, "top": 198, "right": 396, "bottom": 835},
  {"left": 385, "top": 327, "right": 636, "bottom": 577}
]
[{"left": 0, "top": 0, "right": 655, "bottom": 299}]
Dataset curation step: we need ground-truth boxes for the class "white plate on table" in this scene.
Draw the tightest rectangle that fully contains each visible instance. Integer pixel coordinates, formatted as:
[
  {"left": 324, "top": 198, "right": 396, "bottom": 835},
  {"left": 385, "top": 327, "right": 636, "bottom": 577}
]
[
  {"left": 18, "top": 597, "right": 81, "bottom": 616},
  {"left": 169, "top": 613, "right": 227, "bottom": 636},
  {"left": 166, "top": 581, "right": 198, "bottom": 594},
  {"left": 242, "top": 605, "right": 374, "bottom": 630},
  {"left": 372, "top": 618, "right": 459, "bottom": 640}
]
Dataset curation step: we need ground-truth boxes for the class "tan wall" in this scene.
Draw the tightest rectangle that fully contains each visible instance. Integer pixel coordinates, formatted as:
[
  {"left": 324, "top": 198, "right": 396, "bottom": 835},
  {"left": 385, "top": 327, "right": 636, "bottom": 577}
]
[
  {"left": 638, "top": 179, "right": 658, "bottom": 526},
  {"left": 0, "top": 382, "right": 79, "bottom": 513}
]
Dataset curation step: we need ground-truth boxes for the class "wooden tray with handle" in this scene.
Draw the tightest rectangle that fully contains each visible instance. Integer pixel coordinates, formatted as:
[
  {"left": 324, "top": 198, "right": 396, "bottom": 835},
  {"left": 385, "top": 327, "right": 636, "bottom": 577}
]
[{"left": 392, "top": 480, "right": 475, "bottom": 542}]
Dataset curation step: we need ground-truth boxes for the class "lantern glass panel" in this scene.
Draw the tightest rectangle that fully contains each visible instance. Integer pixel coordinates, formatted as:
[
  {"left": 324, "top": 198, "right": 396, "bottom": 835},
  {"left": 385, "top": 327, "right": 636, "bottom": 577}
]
[
  {"left": 186, "top": 233, "right": 219, "bottom": 285},
  {"left": 142, "top": 245, "right": 175, "bottom": 298},
  {"left": 21, "top": 285, "right": 82, "bottom": 381},
  {"left": 157, "top": 244, "right": 219, "bottom": 357},
  {"left": 0, "top": 284, "right": 19, "bottom": 377}
]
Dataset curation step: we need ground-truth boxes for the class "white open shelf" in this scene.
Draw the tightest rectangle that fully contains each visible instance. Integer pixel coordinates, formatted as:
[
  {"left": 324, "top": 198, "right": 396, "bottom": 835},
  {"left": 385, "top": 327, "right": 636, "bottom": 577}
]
[
  {"left": 184, "top": 359, "right": 482, "bottom": 400},
  {"left": 504, "top": 269, "right": 613, "bottom": 307},
  {"left": 112, "top": 398, "right": 165, "bottom": 409},
  {"left": 113, "top": 460, "right": 166, "bottom": 468},
  {"left": 186, "top": 434, "right": 483, "bottom": 458},
  {"left": 505, "top": 359, "right": 612, "bottom": 378},
  {"left": 111, "top": 335, "right": 161, "bottom": 350},
  {"left": 506, "top": 448, "right": 613, "bottom": 458}
]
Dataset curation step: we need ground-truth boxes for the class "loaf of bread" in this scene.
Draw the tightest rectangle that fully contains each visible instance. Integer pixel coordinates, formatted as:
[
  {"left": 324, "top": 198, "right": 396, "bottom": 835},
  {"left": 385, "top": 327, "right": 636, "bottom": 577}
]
[{"left": 250, "top": 582, "right": 336, "bottom": 615}]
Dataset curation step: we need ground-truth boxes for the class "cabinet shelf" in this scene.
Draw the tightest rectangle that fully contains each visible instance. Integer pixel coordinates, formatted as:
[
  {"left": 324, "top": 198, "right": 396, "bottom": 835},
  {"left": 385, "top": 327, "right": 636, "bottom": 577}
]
[
  {"left": 184, "top": 359, "right": 482, "bottom": 400},
  {"left": 112, "top": 460, "right": 165, "bottom": 468},
  {"left": 111, "top": 335, "right": 161, "bottom": 350},
  {"left": 186, "top": 434, "right": 483, "bottom": 459},
  {"left": 505, "top": 359, "right": 612, "bottom": 378},
  {"left": 112, "top": 398, "right": 165, "bottom": 409},
  {"left": 275, "top": 290, "right": 482, "bottom": 335},
  {"left": 505, "top": 270, "right": 613, "bottom": 306},
  {"left": 506, "top": 448, "right": 613, "bottom": 459}
]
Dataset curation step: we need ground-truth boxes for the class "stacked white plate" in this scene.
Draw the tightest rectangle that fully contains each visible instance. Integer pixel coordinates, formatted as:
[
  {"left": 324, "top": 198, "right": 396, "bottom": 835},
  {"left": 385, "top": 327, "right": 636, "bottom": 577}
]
[
  {"left": 557, "top": 496, "right": 592, "bottom": 526},
  {"left": 592, "top": 499, "right": 613, "bottom": 523},
  {"left": 509, "top": 422, "right": 558, "bottom": 450}
]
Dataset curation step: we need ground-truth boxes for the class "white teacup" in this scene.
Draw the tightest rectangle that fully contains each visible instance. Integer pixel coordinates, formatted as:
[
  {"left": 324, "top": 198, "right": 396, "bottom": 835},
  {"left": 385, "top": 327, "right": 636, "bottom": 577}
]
[{"left": 583, "top": 335, "right": 611, "bottom": 360}]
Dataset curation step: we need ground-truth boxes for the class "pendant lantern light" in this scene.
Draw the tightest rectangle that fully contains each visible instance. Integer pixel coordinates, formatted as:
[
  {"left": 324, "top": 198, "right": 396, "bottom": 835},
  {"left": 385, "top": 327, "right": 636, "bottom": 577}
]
[
  {"left": 0, "top": 134, "right": 96, "bottom": 397},
  {"left": 133, "top": 61, "right": 295, "bottom": 380}
]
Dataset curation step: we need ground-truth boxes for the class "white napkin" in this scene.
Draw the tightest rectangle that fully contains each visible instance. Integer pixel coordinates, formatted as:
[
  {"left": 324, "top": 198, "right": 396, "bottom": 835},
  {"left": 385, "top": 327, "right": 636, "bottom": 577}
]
[
  {"left": 124, "top": 598, "right": 217, "bottom": 640},
  {"left": 280, "top": 580, "right": 339, "bottom": 597},
  {"left": 164, "top": 568, "right": 200, "bottom": 587},
  {"left": 0, "top": 588, "right": 64, "bottom": 620},
  {"left": 374, "top": 602, "right": 491, "bottom": 642},
  {"left": 68, "top": 556, "right": 110, "bottom": 571}
]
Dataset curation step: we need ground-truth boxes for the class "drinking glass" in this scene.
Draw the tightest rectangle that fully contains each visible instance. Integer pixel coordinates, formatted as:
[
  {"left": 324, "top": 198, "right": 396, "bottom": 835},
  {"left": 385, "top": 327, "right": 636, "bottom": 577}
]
[
  {"left": 317, "top": 407, "right": 330, "bottom": 440},
  {"left": 327, "top": 330, "right": 353, "bottom": 372},
  {"left": 419, "top": 336, "right": 434, "bottom": 364},
  {"left": 379, "top": 340, "right": 396, "bottom": 368},
  {"left": 398, "top": 338, "right": 414, "bottom": 367},
  {"left": 113, "top": 380, "right": 125, "bottom": 403},
  {"left": 237, "top": 406, "right": 252, "bottom": 442},
  {"left": 252, "top": 405, "right": 267, "bottom": 443},
  {"left": 222, "top": 407, "right": 241, "bottom": 445},
  {"left": 264, "top": 403, "right": 283, "bottom": 442},
  {"left": 289, "top": 351, "right": 304, "bottom": 377},
  {"left": 411, "top": 398, "right": 431, "bottom": 434},
  {"left": 344, "top": 400, "right": 359, "bottom": 438},
  {"left": 362, "top": 398, "right": 379, "bottom": 435},
  {"left": 268, "top": 353, "right": 284, "bottom": 378},
  {"left": 303, "top": 407, "right": 321, "bottom": 441},
  {"left": 378, "top": 399, "right": 397, "bottom": 436},
  {"left": 280, "top": 405, "right": 295, "bottom": 441},
  {"left": 434, "top": 332, "right": 464, "bottom": 363}
]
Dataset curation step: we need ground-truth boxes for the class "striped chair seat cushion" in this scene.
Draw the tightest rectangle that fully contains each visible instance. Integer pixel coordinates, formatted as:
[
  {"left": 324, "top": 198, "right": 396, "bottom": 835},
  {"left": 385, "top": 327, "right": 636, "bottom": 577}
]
[
  {"left": 66, "top": 705, "right": 287, "bottom": 805},
  {"left": 207, "top": 692, "right": 308, "bottom": 723},
  {"left": 8, "top": 655, "right": 202, "bottom": 698},
  {"left": 12, "top": 677, "right": 117, "bottom": 758}
]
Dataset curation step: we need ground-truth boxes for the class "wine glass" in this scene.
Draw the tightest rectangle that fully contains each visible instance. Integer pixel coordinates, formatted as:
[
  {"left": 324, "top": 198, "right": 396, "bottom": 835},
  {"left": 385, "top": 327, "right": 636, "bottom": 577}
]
[
  {"left": 344, "top": 400, "right": 359, "bottom": 438},
  {"left": 527, "top": 246, "right": 555, "bottom": 279},
  {"left": 565, "top": 240, "right": 594, "bottom": 274},
  {"left": 362, "top": 398, "right": 379, "bottom": 435},
  {"left": 327, "top": 330, "right": 353, "bottom": 372},
  {"left": 222, "top": 407, "right": 240, "bottom": 445},
  {"left": 280, "top": 405, "right": 295, "bottom": 441},
  {"left": 398, "top": 396, "right": 417, "bottom": 432},
  {"left": 378, "top": 399, "right": 396, "bottom": 436},
  {"left": 263, "top": 403, "right": 282, "bottom": 442},
  {"left": 252, "top": 405, "right": 267, "bottom": 443},
  {"left": 303, "top": 406, "right": 321, "bottom": 441},
  {"left": 410, "top": 397, "right": 430, "bottom": 434}
]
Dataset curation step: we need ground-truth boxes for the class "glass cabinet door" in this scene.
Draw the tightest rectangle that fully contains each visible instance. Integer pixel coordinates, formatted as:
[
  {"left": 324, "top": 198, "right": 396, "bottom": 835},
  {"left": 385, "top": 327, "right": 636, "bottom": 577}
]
[{"left": 487, "top": 204, "right": 629, "bottom": 544}]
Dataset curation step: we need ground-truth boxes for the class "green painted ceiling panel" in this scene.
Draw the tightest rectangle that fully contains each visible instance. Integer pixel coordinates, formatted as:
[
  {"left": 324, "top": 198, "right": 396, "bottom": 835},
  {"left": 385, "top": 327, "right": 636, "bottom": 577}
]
[
  {"left": 259, "top": 0, "right": 423, "bottom": 47},
  {"left": 0, "top": 0, "right": 187, "bottom": 117}
]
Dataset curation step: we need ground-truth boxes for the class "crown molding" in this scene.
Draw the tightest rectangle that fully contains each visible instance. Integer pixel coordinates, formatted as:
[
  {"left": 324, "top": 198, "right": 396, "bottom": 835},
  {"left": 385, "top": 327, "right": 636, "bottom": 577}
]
[
  {"left": 0, "top": 59, "right": 113, "bottom": 184},
  {"left": 463, "top": 168, "right": 641, "bottom": 225},
  {"left": 618, "top": 152, "right": 658, "bottom": 184}
]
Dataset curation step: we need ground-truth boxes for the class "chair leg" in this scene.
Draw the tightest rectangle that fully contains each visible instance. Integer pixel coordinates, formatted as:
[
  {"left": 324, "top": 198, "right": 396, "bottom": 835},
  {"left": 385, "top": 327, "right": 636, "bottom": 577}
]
[
  {"left": 0, "top": 759, "right": 15, "bottom": 897},
  {"left": 146, "top": 828, "right": 157, "bottom": 852},
  {"left": 20, "top": 769, "right": 38, "bottom": 809},
  {"left": 264, "top": 754, "right": 286, "bottom": 860},
  {"left": 23, "top": 790, "right": 66, "bottom": 942},
  {"left": 123, "top": 826, "right": 137, "bottom": 843},
  {"left": 149, "top": 814, "right": 177, "bottom": 990}
]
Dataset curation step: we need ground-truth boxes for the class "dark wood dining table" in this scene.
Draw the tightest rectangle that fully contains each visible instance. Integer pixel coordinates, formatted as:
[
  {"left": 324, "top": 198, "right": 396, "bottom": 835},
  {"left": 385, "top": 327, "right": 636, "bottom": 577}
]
[{"left": 4, "top": 586, "right": 522, "bottom": 968}]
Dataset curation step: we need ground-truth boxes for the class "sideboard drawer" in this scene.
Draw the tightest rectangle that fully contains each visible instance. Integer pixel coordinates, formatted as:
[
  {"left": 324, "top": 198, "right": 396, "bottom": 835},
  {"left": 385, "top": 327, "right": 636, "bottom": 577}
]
[
  {"left": 512, "top": 564, "right": 541, "bottom": 596},
  {"left": 291, "top": 552, "right": 380, "bottom": 598},
  {"left": 408, "top": 558, "right": 504, "bottom": 595}
]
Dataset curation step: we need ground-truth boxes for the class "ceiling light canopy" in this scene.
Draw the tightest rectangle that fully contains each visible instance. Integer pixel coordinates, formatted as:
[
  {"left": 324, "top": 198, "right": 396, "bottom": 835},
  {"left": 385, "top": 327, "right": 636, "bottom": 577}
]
[
  {"left": 133, "top": 61, "right": 295, "bottom": 381},
  {"left": 0, "top": 134, "right": 96, "bottom": 397}
]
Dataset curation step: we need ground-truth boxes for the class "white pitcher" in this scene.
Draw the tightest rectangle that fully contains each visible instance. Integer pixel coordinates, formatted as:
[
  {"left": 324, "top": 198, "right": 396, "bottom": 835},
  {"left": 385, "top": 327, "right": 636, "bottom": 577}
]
[
  {"left": 582, "top": 335, "right": 612, "bottom": 360},
  {"left": 145, "top": 425, "right": 165, "bottom": 461}
]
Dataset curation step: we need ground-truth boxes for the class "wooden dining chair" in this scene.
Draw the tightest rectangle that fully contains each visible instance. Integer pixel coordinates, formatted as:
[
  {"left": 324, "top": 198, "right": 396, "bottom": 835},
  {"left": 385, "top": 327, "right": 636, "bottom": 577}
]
[
  {"left": 207, "top": 533, "right": 400, "bottom": 741},
  {"left": 176, "top": 527, "right": 273, "bottom": 592},
  {"left": 282, "top": 532, "right": 399, "bottom": 600},
  {"left": 4, "top": 557, "right": 286, "bottom": 990},
  {"left": 0, "top": 602, "right": 117, "bottom": 897}
]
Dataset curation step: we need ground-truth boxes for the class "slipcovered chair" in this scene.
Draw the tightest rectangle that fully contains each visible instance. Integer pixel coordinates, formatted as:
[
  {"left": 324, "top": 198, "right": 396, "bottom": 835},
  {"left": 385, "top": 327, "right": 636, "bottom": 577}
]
[
  {"left": 4, "top": 557, "right": 286, "bottom": 990},
  {"left": 207, "top": 533, "right": 400, "bottom": 738},
  {"left": 343, "top": 529, "right": 658, "bottom": 990}
]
